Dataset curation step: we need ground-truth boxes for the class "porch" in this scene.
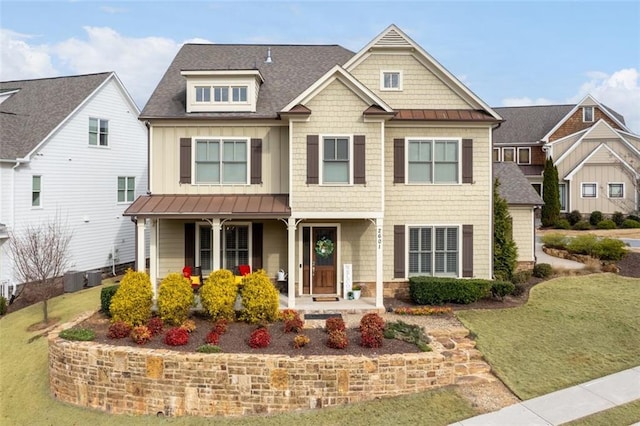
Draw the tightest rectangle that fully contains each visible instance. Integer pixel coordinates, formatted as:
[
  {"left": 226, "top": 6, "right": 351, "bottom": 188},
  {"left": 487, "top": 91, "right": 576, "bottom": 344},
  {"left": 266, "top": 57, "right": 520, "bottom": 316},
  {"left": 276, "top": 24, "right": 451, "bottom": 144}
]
[{"left": 279, "top": 294, "right": 384, "bottom": 315}]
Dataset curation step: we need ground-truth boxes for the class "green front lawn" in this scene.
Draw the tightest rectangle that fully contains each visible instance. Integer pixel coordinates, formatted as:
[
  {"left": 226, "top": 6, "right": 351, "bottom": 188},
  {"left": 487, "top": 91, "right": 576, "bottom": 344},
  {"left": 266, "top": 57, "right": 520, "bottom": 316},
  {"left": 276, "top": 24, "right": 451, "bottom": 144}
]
[{"left": 457, "top": 273, "right": 640, "bottom": 400}]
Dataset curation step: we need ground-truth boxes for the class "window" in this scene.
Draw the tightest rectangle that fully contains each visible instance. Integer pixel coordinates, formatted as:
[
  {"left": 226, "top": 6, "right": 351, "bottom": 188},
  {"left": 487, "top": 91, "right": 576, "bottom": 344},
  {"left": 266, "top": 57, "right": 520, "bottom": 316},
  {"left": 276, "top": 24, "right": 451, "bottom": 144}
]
[
  {"left": 117, "top": 177, "right": 135, "bottom": 203},
  {"left": 408, "top": 139, "right": 459, "bottom": 183},
  {"left": 532, "top": 183, "right": 542, "bottom": 196},
  {"left": 583, "top": 106, "right": 594, "bottom": 122},
  {"left": 608, "top": 183, "right": 624, "bottom": 198},
  {"left": 517, "top": 147, "right": 531, "bottom": 164},
  {"left": 502, "top": 147, "right": 515, "bottom": 162},
  {"left": 322, "top": 137, "right": 350, "bottom": 184},
  {"left": 381, "top": 71, "right": 401, "bottom": 90},
  {"left": 214, "top": 86, "right": 228, "bottom": 102},
  {"left": 232, "top": 86, "right": 247, "bottom": 102},
  {"left": 195, "top": 138, "right": 248, "bottom": 184},
  {"left": 409, "top": 226, "right": 458, "bottom": 276},
  {"left": 195, "top": 86, "right": 210, "bottom": 102},
  {"left": 89, "top": 118, "right": 108, "bottom": 146},
  {"left": 581, "top": 183, "right": 597, "bottom": 198},
  {"left": 221, "top": 225, "right": 249, "bottom": 271},
  {"left": 492, "top": 148, "right": 500, "bottom": 162},
  {"left": 32, "top": 175, "right": 41, "bottom": 207},
  {"left": 558, "top": 183, "right": 567, "bottom": 211}
]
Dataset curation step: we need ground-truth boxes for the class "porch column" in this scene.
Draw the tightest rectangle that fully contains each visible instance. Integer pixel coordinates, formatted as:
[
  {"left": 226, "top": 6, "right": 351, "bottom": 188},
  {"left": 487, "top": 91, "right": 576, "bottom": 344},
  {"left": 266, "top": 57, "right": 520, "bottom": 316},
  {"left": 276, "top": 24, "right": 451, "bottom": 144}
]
[
  {"left": 287, "top": 217, "right": 296, "bottom": 308},
  {"left": 149, "top": 219, "right": 158, "bottom": 298},
  {"left": 136, "top": 219, "right": 146, "bottom": 273},
  {"left": 211, "top": 218, "right": 221, "bottom": 271},
  {"left": 375, "top": 218, "right": 384, "bottom": 308}
]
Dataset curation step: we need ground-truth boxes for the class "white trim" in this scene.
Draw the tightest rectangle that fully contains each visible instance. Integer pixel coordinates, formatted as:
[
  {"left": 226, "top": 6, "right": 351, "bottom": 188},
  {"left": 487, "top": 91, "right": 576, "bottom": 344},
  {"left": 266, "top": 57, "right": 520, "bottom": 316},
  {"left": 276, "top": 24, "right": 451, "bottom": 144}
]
[
  {"left": 299, "top": 223, "right": 341, "bottom": 296},
  {"left": 31, "top": 174, "right": 42, "bottom": 208},
  {"left": 293, "top": 211, "right": 384, "bottom": 219},
  {"left": 581, "top": 182, "right": 598, "bottom": 198},
  {"left": 502, "top": 147, "right": 516, "bottom": 162},
  {"left": 558, "top": 182, "right": 568, "bottom": 212},
  {"left": 380, "top": 70, "right": 402, "bottom": 91},
  {"left": 405, "top": 224, "right": 462, "bottom": 278},
  {"left": 565, "top": 142, "right": 640, "bottom": 180},
  {"left": 191, "top": 136, "right": 251, "bottom": 185},
  {"left": 517, "top": 147, "right": 531, "bottom": 165},
  {"left": 180, "top": 69, "right": 264, "bottom": 82},
  {"left": 196, "top": 221, "right": 252, "bottom": 275},
  {"left": 319, "top": 134, "right": 353, "bottom": 186},
  {"left": 88, "top": 117, "right": 110, "bottom": 147},
  {"left": 582, "top": 106, "right": 594, "bottom": 123},
  {"left": 607, "top": 182, "right": 625, "bottom": 199},
  {"left": 116, "top": 176, "right": 136, "bottom": 204},
  {"left": 405, "top": 137, "right": 462, "bottom": 184},
  {"left": 493, "top": 147, "right": 501, "bottom": 162}
]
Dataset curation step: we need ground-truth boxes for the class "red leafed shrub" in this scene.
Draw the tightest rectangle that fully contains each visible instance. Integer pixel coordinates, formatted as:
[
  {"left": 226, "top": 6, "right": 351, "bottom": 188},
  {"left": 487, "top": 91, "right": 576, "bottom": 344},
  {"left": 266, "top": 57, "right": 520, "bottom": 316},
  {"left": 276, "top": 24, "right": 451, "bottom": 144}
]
[
  {"left": 248, "top": 327, "right": 271, "bottom": 348},
  {"left": 130, "top": 325, "right": 152, "bottom": 345},
  {"left": 325, "top": 317, "right": 346, "bottom": 333},
  {"left": 107, "top": 321, "right": 132, "bottom": 339},
  {"left": 146, "top": 317, "right": 164, "bottom": 336},
  {"left": 360, "top": 313, "right": 385, "bottom": 332},
  {"left": 360, "top": 312, "right": 385, "bottom": 348},
  {"left": 164, "top": 327, "right": 189, "bottom": 346},
  {"left": 281, "top": 309, "right": 304, "bottom": 333},
  {"left": 205, "top": 331, "right": 220, "bottom": 345},
  {"left": 212, "top": 318, "right": 228, "bottom": 335},
  {"left": 326, "top": 329, "right": 349, "bottom": 349},
  {"left": 293, "top": 334, "right": 310, "bottom": 349}
]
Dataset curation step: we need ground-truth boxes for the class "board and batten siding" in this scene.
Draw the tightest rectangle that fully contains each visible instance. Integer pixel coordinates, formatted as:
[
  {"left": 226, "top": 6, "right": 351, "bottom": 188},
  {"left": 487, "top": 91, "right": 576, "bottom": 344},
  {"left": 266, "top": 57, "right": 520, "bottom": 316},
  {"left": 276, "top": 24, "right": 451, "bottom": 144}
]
[
  {"left": 509, "top": 207, "right": 536, "bottom": 263},
  {"left": 149, "top": 123, "right": 288, "bottom": 195},
  {"left": 568, "top": 164, "right": 636, "bottom": 214},
  {"left": 0, "top": 79, "right": 147, "bottom": 285}
]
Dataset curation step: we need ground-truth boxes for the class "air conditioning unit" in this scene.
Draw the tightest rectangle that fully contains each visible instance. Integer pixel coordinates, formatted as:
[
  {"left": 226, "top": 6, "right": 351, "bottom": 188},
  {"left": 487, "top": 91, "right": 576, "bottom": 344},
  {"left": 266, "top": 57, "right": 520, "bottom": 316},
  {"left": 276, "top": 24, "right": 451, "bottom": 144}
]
[
  {"left": 87, "top": 270, "right": 102, "bottom": 287},
  {"left": 64, "top": 271, "right": 85, "bottom": 293}
]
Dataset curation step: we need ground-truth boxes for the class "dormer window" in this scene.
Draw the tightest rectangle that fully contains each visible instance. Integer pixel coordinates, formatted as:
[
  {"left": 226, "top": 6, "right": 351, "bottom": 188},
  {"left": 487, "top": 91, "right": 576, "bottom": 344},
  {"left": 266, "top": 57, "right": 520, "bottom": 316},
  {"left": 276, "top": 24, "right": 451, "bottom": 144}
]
[
  {"left": 232, "top": 86, "right": 247, "bottom": 102},
  {"left": 182, "top": 70, "right": 263, "bottom": 113},
  {"left": 196, "top": 86, "right": 210, "bottom": 102},
  {"left": 381, "top": 71, "right": 402, "bottom": 91},
  {"left": 583, "top": 106, "right": 594, "bottom": 122}
]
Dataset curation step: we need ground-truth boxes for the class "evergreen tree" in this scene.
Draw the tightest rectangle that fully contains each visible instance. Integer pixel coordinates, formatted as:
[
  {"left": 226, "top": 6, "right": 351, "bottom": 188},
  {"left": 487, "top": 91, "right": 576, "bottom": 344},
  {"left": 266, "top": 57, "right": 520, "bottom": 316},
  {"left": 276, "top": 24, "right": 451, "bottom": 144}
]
[
  {"left": 541, "top": 157, "right": 560, "bottom": 227},
  {"left": 493, "top": 178, "right": 518, "bottom": 281}
]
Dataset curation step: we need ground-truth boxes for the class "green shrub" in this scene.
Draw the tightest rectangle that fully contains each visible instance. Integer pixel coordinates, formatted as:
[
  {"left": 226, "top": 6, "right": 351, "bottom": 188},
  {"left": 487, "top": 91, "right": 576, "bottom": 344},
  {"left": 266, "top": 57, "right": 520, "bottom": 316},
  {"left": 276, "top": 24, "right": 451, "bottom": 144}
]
[
  {"left": 622, "top": 219, "right": 640, "bottom": 229},
  {"left": 200, "top": 269, "right": 239, "bottom": 321},
  {"left": 491, "top": 281, "right": 516, "bottom": 300},
  {"left": 59, "top": 328, "right": 96, "bottom": 341},
  {"left": 592, "top": 238, "right": 628, "bottom": 261},
  {"left": 572, "top": 220, "right": 591, "bottom": 230},
  {"left": 554, "top": 219, "right": 571, "bottom": 229},
  {"left": 239, "top": 270, "right": 280, "bottom": 324},
  {"left": 533, "top": 263, "right": 553, "bottom": 278},
  {"left": 589, "top": 211, "right": 603, "bottom": 226},
  {"left": 196, "top": 344, "right": 222, "bottom": 353},
  {"left": 566, "top": 210, "right": 583, "bottom": 226},
  {"left": 157, "top": 272, "right": 194, "bottom": 326},
  {"left": 566, "top": 234, "right": 599, "bottom": 257},
  {"left": 100, "top": 285, "right": 119, "bottom": 317},
  {"left": 384, "top": 320, "right": 431, "bottom": 352},
  {"left": 510, "top": 270, "right": 532, "bottom": 285},
  {"left": 612, "top": 211, "right": 625, "bottom": 227},
  {"left": 596, "top": 219, "right": 617, "bottom": 230},
  {"left": 0, "top": 295, "right": 7, "bottom": 316},
  {"left": 409, "top": 277, "right": 492, "bottom": 305},
  {"left": 540, "top": 233, "right": 568, "bottom": 249},
  {"left": 109, "top": 270, "right": 153, "bottom": 326},
  {"left": 627, "top": 214, "right": 640, "bottom": 222}
]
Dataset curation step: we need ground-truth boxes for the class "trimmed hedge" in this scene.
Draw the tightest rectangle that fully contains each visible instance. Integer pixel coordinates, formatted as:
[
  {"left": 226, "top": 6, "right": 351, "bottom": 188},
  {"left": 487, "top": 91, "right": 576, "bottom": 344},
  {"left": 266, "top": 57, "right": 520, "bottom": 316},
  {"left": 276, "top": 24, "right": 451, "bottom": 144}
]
[
  {"left": 100, "top": 285, "right": 119, "bottom": 317},
  {"left": 409, "top": 277, "right": 492, "bottom": 305}
]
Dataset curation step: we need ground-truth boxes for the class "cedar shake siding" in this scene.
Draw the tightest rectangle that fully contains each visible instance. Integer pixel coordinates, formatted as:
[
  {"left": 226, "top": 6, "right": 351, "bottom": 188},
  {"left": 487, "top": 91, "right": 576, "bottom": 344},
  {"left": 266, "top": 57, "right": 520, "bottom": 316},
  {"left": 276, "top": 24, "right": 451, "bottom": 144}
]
[{"left": 549, "top": 107, "right": 623, "bottom": 141}]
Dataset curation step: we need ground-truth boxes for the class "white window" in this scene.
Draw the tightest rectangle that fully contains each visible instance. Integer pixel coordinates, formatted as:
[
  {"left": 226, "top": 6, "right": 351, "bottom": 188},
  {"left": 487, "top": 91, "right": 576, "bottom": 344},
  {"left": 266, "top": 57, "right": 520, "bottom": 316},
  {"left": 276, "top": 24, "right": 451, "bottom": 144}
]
[
  {"left": 322, "top": 136, "right": 350, "bottom": 184},
  {"left": 195, "top": 86, "right": 210, "bottom": 102},
  {"left": 89, "top": 118, "right": 108, "bottom": 146},
  {"left": 517, "top": 147, "right": 531, "bottom": 164},
  {"left": 608, "top": 183, "right": 624, "bottom": 198},
  {"left": 381, "top": 71, "right": 401, "bottom": 90},
  {"left": 32, "top": 175, "right": 41, "bottom": 207},
  {"left": 117, "top": 177, "right": 135, "bottom": 203},
  {"left": 195, "top": 138, "right": 248, "bottom": 184},
  {"left": 221, "top": 224, "right": 250, "bottom": 271},
  {"left": 502, "top": 147, "right": 515, "bottom": 162},
  {"left": 559, "top": 183, "right": 567, "bottom": 211},
  {"left": 581, "top": 183, "right": 597, "bottom": 198},
  {"left": 492, "top": 148, "right": 501, "bottom": 162},
  {"left": 232, "top": 86, "right": 247, "bottom": 102},
  {"left": 583, "top": 106, "right": 594, "bottom": 122},
  {"left": 408, "top": 139, "right": 459, "bottom": 184},
  {"left": 408, "top": 226, "right": 459, "bottom": 277},
  {"left": 213, "top": 86, "right": 228, "bottom": 102}
]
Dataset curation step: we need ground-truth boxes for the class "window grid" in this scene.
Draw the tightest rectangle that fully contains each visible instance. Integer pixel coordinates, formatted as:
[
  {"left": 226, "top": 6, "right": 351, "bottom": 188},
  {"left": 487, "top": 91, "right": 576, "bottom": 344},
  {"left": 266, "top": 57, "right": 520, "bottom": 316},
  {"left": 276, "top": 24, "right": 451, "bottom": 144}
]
[
  {"left": 89, "top": 118, "right": 108, "bottom": 146},
  {"left": 117, "top": 176, "right": 135, "bottom": 203},
  {"left": 517, "top": 147, "right": 531, "bottom": 164},
  {"left": 382, "top": 71, "right": 401, "bottom": 90},
  {"left": 195, "top": 139, "right": 248, "bottom": 184},
  {"left": 32, "top": 175, "right": 41, "bottom": 207},
  {"left": 608, "top": 183, "right": 624, "bottom": 198},
  {"left": 559, "top": 183, "right": 567, "bottom": 211},
  {"left": 582, "top": 183, "right": 597, "bottom": 198},
  {"left": 322, "top": 137, "right": 350, "bottom": 184},
  {"left": 583, "top": 106, "right": 594, "bottom": 122},
  {"left": 221, "top": 225, "right": 249, "bottom": 270},
  {"left": 409, "top": 226, "right": 459, "bottom": 277},
  {"left": 195, "top": 86, "right": 211, "bottom": 102},
  {"left": 502, "top": 147, "right": 515, "bottom": 162},
  {"left": 408, "top": 139, "right": 459, "bottom": 183}
]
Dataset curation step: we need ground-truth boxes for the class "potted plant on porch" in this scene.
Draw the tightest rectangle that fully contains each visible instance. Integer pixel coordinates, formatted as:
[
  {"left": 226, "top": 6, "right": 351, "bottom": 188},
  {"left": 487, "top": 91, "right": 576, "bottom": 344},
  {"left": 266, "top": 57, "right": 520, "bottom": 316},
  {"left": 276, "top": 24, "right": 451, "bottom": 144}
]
[{"left": 352, "top": 285, "right": 361, "bottom": 300}]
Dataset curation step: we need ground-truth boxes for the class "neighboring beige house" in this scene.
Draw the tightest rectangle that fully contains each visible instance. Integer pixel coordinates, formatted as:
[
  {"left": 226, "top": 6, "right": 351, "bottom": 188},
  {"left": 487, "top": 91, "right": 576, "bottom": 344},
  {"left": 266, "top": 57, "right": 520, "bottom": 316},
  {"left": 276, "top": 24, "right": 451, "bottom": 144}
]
[
  {"left": 493, "top": 95, "right": 640, "bottom": 215},
  {"left": 124, "top": 25, "right": 503, "bottom": 309}
]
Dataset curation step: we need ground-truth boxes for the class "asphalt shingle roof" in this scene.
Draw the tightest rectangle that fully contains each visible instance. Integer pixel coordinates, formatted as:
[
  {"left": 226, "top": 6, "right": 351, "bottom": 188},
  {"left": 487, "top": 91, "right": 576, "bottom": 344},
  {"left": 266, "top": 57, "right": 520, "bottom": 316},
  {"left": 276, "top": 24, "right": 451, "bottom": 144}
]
[
  {"left": 493, "top": 162, "right": 544, "bottom": 205},
  {"left": 140, "top": 44, "right": 355, "bottom": 119},
  {"left": 0, "top": 72, "right": 112, "bottom": 160},
  {"left": 492, "top": 105, "right": 574, "bottom": 144}
]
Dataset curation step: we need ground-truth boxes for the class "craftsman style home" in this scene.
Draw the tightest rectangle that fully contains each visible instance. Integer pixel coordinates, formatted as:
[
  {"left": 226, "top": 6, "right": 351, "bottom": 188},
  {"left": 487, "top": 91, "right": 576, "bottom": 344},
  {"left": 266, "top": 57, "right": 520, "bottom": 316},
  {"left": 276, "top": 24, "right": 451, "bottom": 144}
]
[
  {"left": 125, "top": 25, "right": 503, "bottom": 309},
  {"left": 493, "top": 95, "right": 640, "bottom": 215}
]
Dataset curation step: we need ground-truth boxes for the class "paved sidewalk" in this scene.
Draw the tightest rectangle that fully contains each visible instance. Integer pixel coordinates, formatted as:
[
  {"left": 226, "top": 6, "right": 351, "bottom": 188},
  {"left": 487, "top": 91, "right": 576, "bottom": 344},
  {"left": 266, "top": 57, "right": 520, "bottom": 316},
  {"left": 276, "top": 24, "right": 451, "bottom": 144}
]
[
  {"left": 451, "top": 366, "right": 640, "bottom": 425},
  {"left": 535, "top": 242, "right": 585, "bottom": 270}
]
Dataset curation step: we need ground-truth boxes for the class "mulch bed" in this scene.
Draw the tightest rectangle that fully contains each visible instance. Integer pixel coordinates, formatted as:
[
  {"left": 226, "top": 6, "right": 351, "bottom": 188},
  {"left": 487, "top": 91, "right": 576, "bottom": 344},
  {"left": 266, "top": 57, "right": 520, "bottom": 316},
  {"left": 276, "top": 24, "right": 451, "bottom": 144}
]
[{"left": 616, "top": 252, "right": 640, "bottom": 278}]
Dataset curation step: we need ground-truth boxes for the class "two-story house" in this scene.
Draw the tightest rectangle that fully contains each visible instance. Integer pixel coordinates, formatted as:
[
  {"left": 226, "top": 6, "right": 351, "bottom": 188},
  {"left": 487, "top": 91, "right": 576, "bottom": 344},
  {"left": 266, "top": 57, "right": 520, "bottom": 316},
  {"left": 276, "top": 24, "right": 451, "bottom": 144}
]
[
  {"left": 493, "top": 95, "right": 640, "bottom": 215},
  {"left": 125, "top": 25, "right": 503, "bottom": 309},
  {"left": 0, "top": 73, "right": 148, "bottom": 297}
]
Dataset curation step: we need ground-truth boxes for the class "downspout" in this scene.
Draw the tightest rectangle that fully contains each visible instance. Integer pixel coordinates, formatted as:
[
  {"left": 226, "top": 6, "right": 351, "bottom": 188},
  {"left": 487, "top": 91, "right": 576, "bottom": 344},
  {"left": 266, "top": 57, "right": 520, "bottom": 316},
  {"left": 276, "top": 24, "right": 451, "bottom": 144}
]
[
  {"left": 130, "top": 217, "right": 138, "bottom": 273},
  {"left": 144, "top": 121, "right": 151, "bottom": 195}
]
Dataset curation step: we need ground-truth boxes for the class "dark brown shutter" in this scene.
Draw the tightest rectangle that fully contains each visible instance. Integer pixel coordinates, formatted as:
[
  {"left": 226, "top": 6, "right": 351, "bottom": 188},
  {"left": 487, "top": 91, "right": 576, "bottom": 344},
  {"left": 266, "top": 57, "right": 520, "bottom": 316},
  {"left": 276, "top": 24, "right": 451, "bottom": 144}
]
[
  {"left": 251, "top": 138, "right": 262, "bottom": 184},
  {"left": 306, "top": 135, "right": 319, "bottom": 184},
  {"left": 354, "top": 135, "right": 366, "bottom": 184},
  {"left": 394, "top": 138, "right": 405, "bottom": 183},
  {"left": 462, "top": 139, "right": 473, "bottom": 184},
  {"left": 462, "top": 224, "right": 473, "bottom": 277},
  {"left": 179, "top": 138, "right": 192, "bottom": 184},
  {"left": 394, "top": 225, "right": 405, "bottom": 278},
  {"left": 184, "top": 223, "right": 195, "bottom": 268},
  {"left": 251, "top": 223, "right": 263, "bottom": 270}
]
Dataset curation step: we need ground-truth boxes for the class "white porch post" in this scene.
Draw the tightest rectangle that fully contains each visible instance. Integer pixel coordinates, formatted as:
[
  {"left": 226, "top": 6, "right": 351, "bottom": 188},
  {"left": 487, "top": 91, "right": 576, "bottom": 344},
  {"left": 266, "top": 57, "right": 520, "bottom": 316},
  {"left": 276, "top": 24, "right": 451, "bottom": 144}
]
[
  {"left": 149, "top": 219, "right": 158, "bottom": 298},
  {"left": 136, "top": 219, "right": 146, "bottom": 273},
  {"left": 211, "top": 218, "right": 221, "bottom": 270},
  {"left": 376, "top": 218, "right": 384, "bottom": 308},
  {"left": 287, "top": 217, "right": 296, "bottom": 308}
]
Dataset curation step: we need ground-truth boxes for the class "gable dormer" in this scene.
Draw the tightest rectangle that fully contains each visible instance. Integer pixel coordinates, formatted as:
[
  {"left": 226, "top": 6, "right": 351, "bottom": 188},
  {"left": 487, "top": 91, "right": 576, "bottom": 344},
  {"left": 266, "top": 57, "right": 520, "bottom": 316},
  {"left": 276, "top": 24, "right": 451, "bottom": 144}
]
[{"left": 181, "top": 70, "right": 263, "bottom": 113}]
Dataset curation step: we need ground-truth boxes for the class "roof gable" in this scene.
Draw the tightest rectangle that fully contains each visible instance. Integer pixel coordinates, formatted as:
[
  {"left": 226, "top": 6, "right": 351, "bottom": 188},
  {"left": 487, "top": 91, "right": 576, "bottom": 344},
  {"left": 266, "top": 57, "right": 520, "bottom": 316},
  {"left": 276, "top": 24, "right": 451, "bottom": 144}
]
[
  {"left": 493, "top": 162, "right": 544, "bottom": 205},
  {"left": 492, "top": 104, "right": 574, "bottom": 144},
  {"left": 565, "top": 142, "right": 640, "bottom": 180}
]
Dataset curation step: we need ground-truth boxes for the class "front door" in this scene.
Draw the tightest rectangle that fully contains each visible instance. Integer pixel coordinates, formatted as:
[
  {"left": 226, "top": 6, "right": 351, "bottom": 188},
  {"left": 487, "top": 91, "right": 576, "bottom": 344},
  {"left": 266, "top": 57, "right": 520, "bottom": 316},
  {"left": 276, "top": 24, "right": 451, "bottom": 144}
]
[{"left": 302, "top": 226, "right": 337, "bottom": 294}]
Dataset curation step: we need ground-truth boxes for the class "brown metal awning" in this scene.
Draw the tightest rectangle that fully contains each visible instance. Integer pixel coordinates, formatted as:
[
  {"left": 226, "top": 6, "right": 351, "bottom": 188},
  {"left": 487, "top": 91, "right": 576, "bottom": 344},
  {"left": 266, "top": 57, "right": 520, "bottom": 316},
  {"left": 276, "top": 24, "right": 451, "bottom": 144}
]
[
  {"left": 392, "top": 109, "right": 497, "bottom": 122},
  {"left": 123, "top": 194, "right": 290, "bottom": 218}
]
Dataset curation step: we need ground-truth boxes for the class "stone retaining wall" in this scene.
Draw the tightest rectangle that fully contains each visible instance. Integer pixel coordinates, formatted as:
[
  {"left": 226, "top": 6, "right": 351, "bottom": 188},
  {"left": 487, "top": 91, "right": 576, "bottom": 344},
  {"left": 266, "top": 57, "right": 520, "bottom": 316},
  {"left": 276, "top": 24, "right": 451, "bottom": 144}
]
[{"left": 49, "top": 312, "right": 492, "bottom": 417}]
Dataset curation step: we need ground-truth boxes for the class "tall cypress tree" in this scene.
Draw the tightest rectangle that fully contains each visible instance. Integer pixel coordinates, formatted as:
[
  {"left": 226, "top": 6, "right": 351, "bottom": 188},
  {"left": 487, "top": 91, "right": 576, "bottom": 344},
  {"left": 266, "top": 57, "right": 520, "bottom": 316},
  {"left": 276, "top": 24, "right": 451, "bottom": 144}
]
[
  {"left": 541, "top": 157, "right": 560, "bottom": 227},
  {"left": 493, "top": 178, "right": 518, "bottom": 281}
]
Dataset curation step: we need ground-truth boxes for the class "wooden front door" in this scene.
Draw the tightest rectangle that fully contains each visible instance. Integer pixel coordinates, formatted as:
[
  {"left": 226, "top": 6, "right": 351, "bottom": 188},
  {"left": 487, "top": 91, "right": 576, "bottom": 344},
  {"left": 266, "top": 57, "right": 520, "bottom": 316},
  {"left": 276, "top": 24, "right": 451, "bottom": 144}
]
[{"left": 302, "top": 226, "right": 337, "bottom": 294}]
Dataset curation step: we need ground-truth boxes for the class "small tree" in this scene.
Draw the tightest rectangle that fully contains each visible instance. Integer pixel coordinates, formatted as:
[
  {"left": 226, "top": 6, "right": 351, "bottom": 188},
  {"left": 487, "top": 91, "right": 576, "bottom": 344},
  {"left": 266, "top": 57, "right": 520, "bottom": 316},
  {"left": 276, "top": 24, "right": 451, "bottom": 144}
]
[
  {"left": 8, "top": 218, "right": 71, "bottom": 323},
  {"left": 541, "top": 157, "right": 560, "bottom": 227},
  {"left": 493, "top": 178, "right": 518, "bottom": 281}
]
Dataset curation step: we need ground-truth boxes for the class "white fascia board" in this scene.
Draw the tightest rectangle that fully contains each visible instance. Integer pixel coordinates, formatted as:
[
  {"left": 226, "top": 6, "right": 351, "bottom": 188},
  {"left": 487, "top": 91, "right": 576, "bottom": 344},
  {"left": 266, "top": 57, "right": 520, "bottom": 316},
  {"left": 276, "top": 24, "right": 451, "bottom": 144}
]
[
  {"left": 292, "top": 211, "right": 384, "bottom": 220},
  {"left": 544, "top": 128, "right": 589, "bottom": 148},
  {"left": 554, "top": 121, "right": 607, "bottom": 167},
  {"left": 180, "top": 69, "right": 264, "bottom": 83},
  {"left": 565, "top": 143, "right": 639, "bottom": 180}
]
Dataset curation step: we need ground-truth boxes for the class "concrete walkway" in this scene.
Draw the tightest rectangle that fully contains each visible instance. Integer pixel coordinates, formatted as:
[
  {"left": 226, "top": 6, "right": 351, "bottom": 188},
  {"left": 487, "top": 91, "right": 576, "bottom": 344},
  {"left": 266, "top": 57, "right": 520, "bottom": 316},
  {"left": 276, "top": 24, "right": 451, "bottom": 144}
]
[
  {"left": 452, "top": 366, "right": 640, "bottom": 425},
  {"left": 535, "top": 242, "right": 586, "bottom": 270}
]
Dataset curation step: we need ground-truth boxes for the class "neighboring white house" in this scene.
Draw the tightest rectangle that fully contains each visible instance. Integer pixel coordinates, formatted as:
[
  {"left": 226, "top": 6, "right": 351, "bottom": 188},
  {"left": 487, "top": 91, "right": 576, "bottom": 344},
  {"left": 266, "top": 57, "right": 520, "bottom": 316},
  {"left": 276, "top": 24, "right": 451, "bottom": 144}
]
[{"left": 0, "top": 72, "right": 148, "bottom": 297}]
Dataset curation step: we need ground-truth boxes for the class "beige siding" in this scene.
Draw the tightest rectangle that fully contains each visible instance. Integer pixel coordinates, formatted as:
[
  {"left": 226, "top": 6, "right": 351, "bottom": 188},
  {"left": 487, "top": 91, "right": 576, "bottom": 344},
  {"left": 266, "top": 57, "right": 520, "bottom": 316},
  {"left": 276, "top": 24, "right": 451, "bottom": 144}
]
[
  {"left": 557, "top": 140, "right": 607, "bottom": 179},
  {"left": 570, "top": 164, "right": 636, "bottom": 214},
  {"left": 262, "top": 221, "right": 288, "bottom": 276},
  {"left": 350, "top": 53, "right": 471, "bottom": 109},
  {"left": 549, "top": 132, "right": 583, "bottom": 160},
  {"left": 384, "top": 126, "right": 493, "bottom": 279},
  {"left": 586, "top": 123, "right": 620, "bottom": 139},
  {"left": 624, "top": 133, "right": 640, "bottom": 152},
  {"left": 510, "top": 207, "right": 535, "bottom": 263},
  {"left": 157, "top": 219, "right": 187, "bottom": 278},
  {"left": 338, "top": 220, "right": 376, "bottom": 282},
  {"left": 150, "top": 123, "right": 288, "bottom": 194},
  {"left": 291, "top": 79, "right": 383, "bottom": 213}
]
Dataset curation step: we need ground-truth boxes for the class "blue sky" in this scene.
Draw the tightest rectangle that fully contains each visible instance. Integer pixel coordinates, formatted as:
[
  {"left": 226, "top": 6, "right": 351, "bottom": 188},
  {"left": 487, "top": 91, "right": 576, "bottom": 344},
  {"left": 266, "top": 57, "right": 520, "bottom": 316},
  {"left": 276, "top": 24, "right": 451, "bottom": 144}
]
[{"left": 2, "top": 1, "right": 639, "bottom": 131}]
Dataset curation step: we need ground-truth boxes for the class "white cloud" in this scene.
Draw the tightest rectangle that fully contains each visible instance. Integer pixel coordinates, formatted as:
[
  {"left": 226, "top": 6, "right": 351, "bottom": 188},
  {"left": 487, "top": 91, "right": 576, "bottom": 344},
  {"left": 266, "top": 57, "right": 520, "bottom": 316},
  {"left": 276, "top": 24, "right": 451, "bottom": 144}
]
[
  {"left": 0, "top": 29, "right": 57, "bottom": 80},
  {"left": 501, "top": 96, "right": 558, "bottom": 107}
]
